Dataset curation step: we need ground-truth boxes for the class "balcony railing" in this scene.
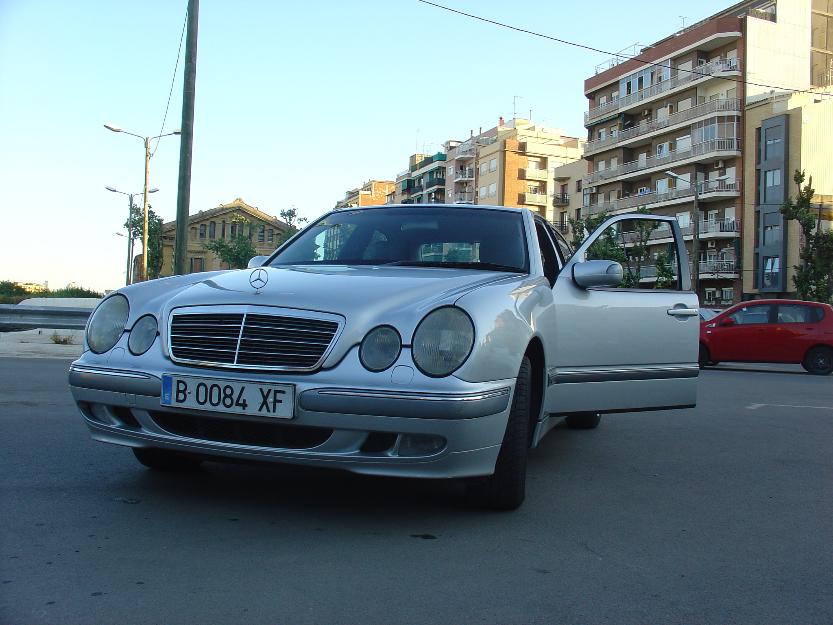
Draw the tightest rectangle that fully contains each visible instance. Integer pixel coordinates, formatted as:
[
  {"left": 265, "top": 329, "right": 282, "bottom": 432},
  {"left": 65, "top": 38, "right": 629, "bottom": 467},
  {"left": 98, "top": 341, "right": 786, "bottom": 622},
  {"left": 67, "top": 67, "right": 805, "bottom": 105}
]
[
  {"left": 585, "top": 178, "right": 741, "bottom": 215},
  {"left": 454, "top": 147, "right": 476, "bottom": 159},
  {"left": 552, "top": 193, "right": 570, "bottom": 206},
  {"left": 424, "top": 178, "right": 446, "bottom": 190},
  {"left": 585, "top": 137, "right": 740, "bottom": 185},
  {"left": 555, "top": 223, "right": 570, "bottom": 234},
  {"left": 630, "top": 260, "right": 738, "bottom": 281},
  {"left": 454, "top": 192, "right": 474, "bottom": 203},
  {"left": 583, "top": 98, "right": 742, "bottom": 155},
  {"left": 619, "top": 219, "right": 739, "bottom": 245},
  {"left": 585, "top": 58, "right": 740, "bottom": 124},
  {"left": 454, "top": 168, "right": 474, "bottom": 181},
  {"left": 521, "top": 168, "right": 548, "bottom": 181},
  {"left": 701, "top": 218, "right": 739, "bottom": 234},
  {"left": 522, "top": 192, "right": 548, "bottom": 206}
]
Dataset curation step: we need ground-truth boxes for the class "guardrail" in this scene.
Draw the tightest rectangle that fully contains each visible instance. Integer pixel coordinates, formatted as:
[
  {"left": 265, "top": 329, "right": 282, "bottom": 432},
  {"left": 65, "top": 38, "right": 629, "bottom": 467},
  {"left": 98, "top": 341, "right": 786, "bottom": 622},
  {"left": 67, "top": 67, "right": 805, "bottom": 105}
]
[{"left": 0, "top": 305, "right": 91, "bottom": 332}]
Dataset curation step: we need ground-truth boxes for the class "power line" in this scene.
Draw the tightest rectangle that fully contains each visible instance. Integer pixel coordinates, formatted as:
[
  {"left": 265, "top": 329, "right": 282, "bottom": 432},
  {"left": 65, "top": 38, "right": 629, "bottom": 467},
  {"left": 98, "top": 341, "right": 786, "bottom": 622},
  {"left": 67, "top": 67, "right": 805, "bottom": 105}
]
[
  {"left": 150, "top": 5, "right": 189, "bottom": 158},
  {"left": 416, "top": 0, "right": 833, "bottom": 100}
]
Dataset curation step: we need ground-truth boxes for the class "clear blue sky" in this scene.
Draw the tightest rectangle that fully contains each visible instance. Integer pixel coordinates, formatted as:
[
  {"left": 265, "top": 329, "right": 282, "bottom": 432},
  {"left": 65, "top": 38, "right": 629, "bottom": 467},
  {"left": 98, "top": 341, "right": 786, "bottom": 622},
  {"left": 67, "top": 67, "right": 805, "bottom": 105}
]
[{"left": 0, "top": 0, "right": 731, "bottom": 291}]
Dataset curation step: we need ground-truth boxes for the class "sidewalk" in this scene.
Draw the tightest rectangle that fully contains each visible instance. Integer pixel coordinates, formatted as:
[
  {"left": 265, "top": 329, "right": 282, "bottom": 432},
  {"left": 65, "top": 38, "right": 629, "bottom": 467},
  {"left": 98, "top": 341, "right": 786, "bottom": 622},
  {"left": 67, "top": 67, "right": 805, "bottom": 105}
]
[{"left": 0, "top": 328, "right": 84, "bottom": 359}]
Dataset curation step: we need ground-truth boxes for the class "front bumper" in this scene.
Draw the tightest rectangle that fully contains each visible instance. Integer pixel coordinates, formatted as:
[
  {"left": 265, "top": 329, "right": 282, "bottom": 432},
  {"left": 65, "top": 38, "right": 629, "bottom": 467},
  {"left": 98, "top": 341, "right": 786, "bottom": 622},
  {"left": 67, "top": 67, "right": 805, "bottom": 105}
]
[{"left": 68, "top": 352, "right": 514, "bottom": 479}]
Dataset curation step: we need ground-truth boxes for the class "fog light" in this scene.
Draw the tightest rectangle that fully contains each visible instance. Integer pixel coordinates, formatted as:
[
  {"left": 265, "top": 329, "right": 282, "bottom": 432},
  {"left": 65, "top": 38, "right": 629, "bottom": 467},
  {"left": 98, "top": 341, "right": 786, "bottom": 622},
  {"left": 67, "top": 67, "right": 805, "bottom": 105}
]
[{"left": 397, "top": 434, "right": 446, "bottom": 457}]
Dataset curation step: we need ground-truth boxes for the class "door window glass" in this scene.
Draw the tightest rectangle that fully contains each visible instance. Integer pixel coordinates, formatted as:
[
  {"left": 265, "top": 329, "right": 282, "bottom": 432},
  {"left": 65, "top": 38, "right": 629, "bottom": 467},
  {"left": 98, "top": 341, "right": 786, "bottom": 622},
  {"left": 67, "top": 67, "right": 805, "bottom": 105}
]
[
  {"left": 777, "top": 304, "right": 821, "bottom": 323},
  {"left": 534, "top": 221, "right": 559, "bottom": 285},
  {"left": 728, "top": 305, "right": 772, "bottom": 325}
]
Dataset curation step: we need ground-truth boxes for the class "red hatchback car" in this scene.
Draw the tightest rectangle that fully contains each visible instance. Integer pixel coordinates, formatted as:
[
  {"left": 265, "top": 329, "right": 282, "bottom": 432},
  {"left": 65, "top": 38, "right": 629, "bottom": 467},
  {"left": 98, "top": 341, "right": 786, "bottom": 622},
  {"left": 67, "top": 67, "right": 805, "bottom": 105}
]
[{"left": 700, "top": 299, "right": 833, "bottom": 375}]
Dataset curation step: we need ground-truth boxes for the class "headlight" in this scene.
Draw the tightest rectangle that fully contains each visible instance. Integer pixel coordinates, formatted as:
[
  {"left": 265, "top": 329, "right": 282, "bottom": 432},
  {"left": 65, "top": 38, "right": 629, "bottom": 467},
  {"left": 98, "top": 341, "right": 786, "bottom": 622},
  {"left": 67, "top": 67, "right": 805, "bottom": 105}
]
[
  {"left": 86, "top": 295, "right": 129, "bottom": 354},
  {"left": 128, "top": 314, "right": 158, "bottom": 355},
  {"left": 360, "top": 325, "right": 401, "bottom": 372},
  {"left": 412, "top": 307, "right": 475, "bottom": 377}
]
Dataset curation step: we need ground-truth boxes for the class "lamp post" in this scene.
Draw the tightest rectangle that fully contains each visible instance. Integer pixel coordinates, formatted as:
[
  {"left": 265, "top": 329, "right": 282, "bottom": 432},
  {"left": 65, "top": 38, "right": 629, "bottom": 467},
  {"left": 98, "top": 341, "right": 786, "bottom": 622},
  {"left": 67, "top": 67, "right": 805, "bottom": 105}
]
[
  {"left": 106, "top": 186, "right": 159, "bottom": 285},
  {"left": 104, "top": 124, "right": 180, "bottom": 281}
]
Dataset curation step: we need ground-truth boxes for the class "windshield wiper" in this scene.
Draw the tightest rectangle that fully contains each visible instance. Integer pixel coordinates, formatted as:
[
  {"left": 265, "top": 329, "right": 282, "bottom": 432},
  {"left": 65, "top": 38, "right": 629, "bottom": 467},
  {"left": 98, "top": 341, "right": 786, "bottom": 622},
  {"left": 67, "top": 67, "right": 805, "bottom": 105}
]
[{"left": 382, "top": 260, "right": 526, "bottom": 273}]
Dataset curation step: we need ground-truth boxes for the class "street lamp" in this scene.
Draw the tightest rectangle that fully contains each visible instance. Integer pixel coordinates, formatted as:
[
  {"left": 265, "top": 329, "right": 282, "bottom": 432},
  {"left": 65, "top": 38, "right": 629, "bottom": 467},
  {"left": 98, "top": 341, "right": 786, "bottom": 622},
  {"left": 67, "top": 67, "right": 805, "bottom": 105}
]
[
  {"left": 106, "top": 186, "right": 158, "bottom": 285},
  {"left": 104, "top": 123, "right": 180, "bottom": 281},
  {"left": 665, "top": 169, "right": 728, "bottom": 300}
]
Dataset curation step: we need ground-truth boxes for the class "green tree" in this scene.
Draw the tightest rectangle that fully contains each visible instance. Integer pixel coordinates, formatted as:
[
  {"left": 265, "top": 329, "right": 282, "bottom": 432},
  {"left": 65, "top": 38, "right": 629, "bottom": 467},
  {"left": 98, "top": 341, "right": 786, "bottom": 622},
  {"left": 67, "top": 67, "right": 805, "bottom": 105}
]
[
  {"left": 781, "top": 170, "right": 833, "bottom": 303},
  {"left": 655, "top": 252, "right": 676, "bottom": 289},
  {"left": 124, "top": 203, "right": 164, "bottom": 279},
  {"left": 204, "top": 216, "right": 258, "bottom": 269},
  {"left": 277, "top": 206, "right": 308, "bottom": 244}
]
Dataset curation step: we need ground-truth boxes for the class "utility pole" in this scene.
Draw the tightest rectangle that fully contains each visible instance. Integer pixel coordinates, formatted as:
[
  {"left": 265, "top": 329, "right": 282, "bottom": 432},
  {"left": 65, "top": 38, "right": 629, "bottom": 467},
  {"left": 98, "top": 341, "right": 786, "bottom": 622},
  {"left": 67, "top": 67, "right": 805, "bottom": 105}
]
[
  {"left": 691, "top": 182, "right": 700, "bottom": 299},
  {"left": 126, "top": 193, "right": 135, "bottom": 286},
  {"left": 174, "top": 0, "right": 200, "bottom": 275},
  {"left": 142, "top": 138, "right": 150, "bottom": 281}
]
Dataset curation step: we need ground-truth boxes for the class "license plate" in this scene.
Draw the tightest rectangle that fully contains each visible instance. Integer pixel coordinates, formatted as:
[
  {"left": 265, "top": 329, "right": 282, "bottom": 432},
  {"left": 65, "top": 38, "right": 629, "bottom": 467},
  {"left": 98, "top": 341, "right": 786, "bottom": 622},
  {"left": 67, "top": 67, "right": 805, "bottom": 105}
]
[{"left": 161, "top": 374, "right": 294, "bottom": 419}]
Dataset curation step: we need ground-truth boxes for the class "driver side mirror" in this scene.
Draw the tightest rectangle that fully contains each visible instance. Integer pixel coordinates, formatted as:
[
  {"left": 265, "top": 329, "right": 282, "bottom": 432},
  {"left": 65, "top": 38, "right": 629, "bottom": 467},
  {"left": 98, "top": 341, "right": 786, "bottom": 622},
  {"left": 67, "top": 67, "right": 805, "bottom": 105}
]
[
  {"left": 572, "top": 260, "right": 624, "bottom": 289},
  {"left": 247, "top": 255, "right": 269, "bottom": 269},
  {"left": 719, "top": 317, "right": 736, "bottom": 327}
]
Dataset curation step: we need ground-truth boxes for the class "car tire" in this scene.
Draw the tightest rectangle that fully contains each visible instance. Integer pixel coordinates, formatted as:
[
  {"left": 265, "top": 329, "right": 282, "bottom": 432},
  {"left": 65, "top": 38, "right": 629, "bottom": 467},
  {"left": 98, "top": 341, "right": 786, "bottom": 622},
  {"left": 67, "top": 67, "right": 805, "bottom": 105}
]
[
  {"left": 803, "top": 346, "right": 833, "bottom": 376},
  {"left": 466, "top": 356, "right": 531, "bottom": 511},
  {"left": 132, "top": 447, "right": 203, "bottom": 471},
  {"left": 564, "top": 412, "right": 602, "bottom": 429},
  {"left": 699, "top": 344, "right": 711, "bottom": 369}
]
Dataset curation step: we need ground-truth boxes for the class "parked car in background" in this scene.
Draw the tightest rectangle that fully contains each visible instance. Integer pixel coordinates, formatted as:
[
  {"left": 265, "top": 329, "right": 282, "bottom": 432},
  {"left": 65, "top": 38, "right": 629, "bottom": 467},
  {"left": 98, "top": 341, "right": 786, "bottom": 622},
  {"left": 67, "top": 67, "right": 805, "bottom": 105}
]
[
  {"left": 69, "top": 205, "right": 700, "bottom": 510},
  {"left": 699, "top": 299, "right": 833, "bottom": 375}
]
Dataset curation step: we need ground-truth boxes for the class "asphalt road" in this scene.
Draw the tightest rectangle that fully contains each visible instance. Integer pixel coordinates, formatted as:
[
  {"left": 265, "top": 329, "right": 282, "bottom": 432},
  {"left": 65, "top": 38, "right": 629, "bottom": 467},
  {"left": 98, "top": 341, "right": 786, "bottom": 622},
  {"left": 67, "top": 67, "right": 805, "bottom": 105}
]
[{"left": 1, "top": 357, "right": 831, "bottom": 625}]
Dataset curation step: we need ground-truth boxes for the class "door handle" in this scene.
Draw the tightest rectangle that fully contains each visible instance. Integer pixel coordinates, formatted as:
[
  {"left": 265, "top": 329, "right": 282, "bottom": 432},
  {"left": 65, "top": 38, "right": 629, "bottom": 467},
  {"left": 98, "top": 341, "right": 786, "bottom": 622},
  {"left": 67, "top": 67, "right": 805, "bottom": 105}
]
[{"left": 667, "top": 307, "right": 698, "bottom": 317}]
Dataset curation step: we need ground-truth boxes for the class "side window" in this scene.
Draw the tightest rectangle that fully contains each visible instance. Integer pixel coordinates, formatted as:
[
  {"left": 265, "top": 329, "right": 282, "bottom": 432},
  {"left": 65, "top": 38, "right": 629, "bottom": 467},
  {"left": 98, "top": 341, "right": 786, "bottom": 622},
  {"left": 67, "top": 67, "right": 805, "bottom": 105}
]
[
  {"left": 729, "top": 305, "right": 772, "bottom": 325},
  {"left": 534, "top": 220, "right": 559, "bottom": 286},
  {"left": 543, "top": 221, "right": 573, "bottom": 263},
  {"left": 579, "top": 215, "right": 681, "bottom": 290},
  {"left": 777, "top": 304, "right": 818, "bottom": 324}
]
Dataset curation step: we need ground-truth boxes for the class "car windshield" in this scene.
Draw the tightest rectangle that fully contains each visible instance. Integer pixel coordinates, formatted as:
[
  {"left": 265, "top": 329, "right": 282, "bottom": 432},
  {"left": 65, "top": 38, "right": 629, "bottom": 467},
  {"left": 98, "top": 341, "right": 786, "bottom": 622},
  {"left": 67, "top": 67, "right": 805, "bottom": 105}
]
[{"left": 269, "top": 207, "right": 529, "bottom": 273}]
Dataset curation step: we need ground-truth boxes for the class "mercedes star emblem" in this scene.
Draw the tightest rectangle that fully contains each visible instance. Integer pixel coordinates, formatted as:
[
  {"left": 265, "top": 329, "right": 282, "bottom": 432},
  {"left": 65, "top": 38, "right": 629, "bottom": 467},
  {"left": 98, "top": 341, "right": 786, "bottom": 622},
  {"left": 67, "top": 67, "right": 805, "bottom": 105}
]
[{"left": 249, "top": 268, "right": 269, "bottom": 291}]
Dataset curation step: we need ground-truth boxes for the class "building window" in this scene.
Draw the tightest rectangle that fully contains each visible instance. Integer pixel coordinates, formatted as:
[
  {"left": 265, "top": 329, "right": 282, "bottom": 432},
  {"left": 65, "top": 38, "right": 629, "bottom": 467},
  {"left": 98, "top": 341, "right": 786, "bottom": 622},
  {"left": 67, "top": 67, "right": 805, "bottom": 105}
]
[
  {"left": 258, "top": 225, "right": 265, "bottom": 243},
  {"left": 489, "top": 158, "right": 497, "bottom": 172},
  {"left": 704, "top": 288, "right": 717, "bottom": 303},
  {"left": 479, "top": 186, "right": 487, "bottom": 198},
  {"left": 721, "top": 288, "right": 734, "bottom": 302},
  {"left": 221, "top": 221, "right": 226, "bottom": 239},
  {"left": 230, "top": 223, "right": 237, "bottom": 238},
  {"left": 765, "top": 170, "right": 781, "bottom": 186},
  {"left": 190, "top": 226, "right": 197, "bottom": 240},
  {"left": 268, "top": 228, "right": 274, "bottom": 243},
  {"left": 479, "top": 162, "right": 488, "bottom": 175},
  {"left": 488, "top": 182, "right": 497, "bottom": 196},
  {"left": 763, "top": 224, "right": 781, "bottom": 245},
  {"left": 199, "top": 224, "right": 206, "bottom": 239},
  {"left": 676, "top": 211, "right": 691, "bottom": 228},
  {"left": 208, "top": 221, "right": 216, "bottom": 239},
  {"left": 189, "top": 257, "right": 204, "bottom": 273},
  {"left": 763, "top": 256, "right": 781, "bottom": 288},
  {"left": 575, "top": 180, "right": 582, "bottom": 192}
]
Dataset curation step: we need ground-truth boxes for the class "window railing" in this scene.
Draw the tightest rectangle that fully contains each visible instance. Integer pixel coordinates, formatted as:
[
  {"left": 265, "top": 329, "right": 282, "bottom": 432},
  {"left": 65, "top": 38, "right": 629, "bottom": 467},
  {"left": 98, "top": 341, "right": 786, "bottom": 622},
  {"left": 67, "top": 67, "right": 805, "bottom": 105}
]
[
  {"left": 454, "top": 168, "right": 474, "bottom": 181},
  {"left": 583, "top": 98, "right": 741, "bottom": 155},
  {"left": 454, "top": 192, "right": 475, "bottom": 203},
  {"left": 585, "top": 58, "right": 740, "bottom": 124},
  {"left": 552, "top": 193, "right": 570, "bottom": 206},
  {"left": 523, "top": 192, "right": 548, "bottom": 205},
  {"left": 585, "top": 137, "right": 740, "bottom": 185}
]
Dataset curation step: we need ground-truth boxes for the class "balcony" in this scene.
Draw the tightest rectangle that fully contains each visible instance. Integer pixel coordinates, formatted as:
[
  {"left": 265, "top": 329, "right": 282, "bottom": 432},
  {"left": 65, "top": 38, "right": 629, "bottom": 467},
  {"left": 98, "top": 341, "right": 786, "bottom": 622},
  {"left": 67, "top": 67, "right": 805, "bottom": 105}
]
[
  {"left": 555, "top": 223, "right": 570, "bottom": 234},
  {"left": 619, "top": 219, "right": 739, "bottom": 246},
  {"left": 585, "top": 178, "right": 741, "bottom": 216},
  {"left": 424, "top": 178, "right": 446, "bottom": 191},
  {"left": 522, "top": 192, "right": 548, "bottom": 206},
  {"left": 631, "top": 260, "right": 738, "bottom": 282},
  {"left": 454, "top": 146, "right": 476, "bottom": 160},
  {"left": 585, "top": 58, "right": 740, "bottom": 125},
  {"left": 585, "top": 137, "right": 740, "bottom": 185},
  {"left": 583, "top": 98, "right": 742, "bottom": 156},
  {"left": 521, "top": 168, "right": 548, "bottom": 181},
  {"left": 552, "top": 193, "right": 570, "bottom": 206},
  {"left": 701, "top": 218, "right": 740, "bottom": 236},
  {"left": 454, "top": 192, "right": 474, "bottom": 203},
  {"left": 454, "top": 168, "right": 474, "bottom": 182}
]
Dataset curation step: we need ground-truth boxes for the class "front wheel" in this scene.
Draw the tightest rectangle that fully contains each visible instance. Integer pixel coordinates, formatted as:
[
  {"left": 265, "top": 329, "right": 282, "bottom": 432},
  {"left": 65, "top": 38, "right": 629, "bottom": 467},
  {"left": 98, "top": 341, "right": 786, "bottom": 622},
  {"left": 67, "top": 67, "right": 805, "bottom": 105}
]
[
  {"left": 803, "top": 346, "right": 833, "bottom": 375},
  {"left": 466, "top": 356, "right": 531, "bottom": 511},
  {"left": 132, "top": 447, "right": 203, "bottom": 471},
  {"left": 699, "top": 344, "right": 711, "bottom": 369}
]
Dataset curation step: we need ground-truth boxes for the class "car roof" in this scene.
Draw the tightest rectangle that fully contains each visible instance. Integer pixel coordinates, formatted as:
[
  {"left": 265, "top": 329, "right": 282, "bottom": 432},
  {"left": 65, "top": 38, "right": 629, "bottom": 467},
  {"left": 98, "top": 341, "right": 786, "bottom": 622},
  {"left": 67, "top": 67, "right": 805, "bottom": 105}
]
[
  {"left": 728, "top": 299, "right": 829, "bottom": 307},
  {"left": 345, "top": 203, "right": 529, "bottom": 214}
]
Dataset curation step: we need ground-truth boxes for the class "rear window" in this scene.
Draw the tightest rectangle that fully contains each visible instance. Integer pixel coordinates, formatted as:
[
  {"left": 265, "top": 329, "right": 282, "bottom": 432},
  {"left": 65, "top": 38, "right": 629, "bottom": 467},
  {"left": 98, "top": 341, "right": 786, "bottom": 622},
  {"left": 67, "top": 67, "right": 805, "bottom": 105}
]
[{"left": 777, "top": 304, "right": 823, "bottom": 323}]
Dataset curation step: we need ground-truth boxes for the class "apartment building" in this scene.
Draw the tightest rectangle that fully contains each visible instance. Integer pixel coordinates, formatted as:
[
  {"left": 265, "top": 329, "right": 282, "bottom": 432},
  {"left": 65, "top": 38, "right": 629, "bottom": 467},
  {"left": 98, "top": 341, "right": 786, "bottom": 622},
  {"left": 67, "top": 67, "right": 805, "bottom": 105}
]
[
  {"left": 443, "top": 118, "right": 584, "bottom": 215},
  {"left": 743, "top": 90, "right": 833, "bottom": 299},
  {"left": 388, "top": 152, "right": 448, "bottom": 205},
  {"left": 549, "top": 160, "right": 587, "bottom": 238},
  {"left": 334, "top": 180, "right": 395, "bottom": 210},
  {"left": 581, "top": 0, "right": 830, "bottom": 306}
]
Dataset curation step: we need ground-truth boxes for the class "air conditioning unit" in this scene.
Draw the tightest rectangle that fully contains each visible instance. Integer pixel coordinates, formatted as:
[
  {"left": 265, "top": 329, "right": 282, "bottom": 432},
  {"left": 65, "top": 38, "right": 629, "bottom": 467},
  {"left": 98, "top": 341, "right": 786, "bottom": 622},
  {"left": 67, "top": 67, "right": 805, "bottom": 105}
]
[
  {"left": 714, "top": 160, "right": 725, "bottom": 169},
  {"left": 708, "top": 241, "right": 716, "bottom": 249}
]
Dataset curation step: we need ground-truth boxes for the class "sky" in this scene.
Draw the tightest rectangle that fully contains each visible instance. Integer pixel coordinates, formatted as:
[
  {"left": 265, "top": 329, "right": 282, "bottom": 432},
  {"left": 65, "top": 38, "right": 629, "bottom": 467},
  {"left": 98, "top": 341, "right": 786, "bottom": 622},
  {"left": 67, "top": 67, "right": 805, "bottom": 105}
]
[{"left": 0, "top": 0, "right": 732, "bottom": 292}]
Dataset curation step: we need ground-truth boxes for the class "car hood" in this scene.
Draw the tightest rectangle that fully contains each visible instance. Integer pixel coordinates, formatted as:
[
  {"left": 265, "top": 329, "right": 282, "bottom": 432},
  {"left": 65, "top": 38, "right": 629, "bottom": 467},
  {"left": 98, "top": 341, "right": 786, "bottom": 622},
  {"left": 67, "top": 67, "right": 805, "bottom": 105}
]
[{"left": 153, "top": 265, "right": 521, "bottom": 364}]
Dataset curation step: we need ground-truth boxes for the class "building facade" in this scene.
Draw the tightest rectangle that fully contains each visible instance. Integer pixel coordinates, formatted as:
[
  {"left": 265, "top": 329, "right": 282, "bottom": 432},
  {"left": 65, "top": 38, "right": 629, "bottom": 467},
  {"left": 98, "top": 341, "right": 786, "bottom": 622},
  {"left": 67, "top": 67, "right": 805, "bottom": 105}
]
[
  {"left": 549, "top": 159, "right": 587, "bottom": 238},
  {"left": 581, "top": 0, "right": 831, "bottom": 306},
  {"left": 743, "top": 90, "right": 833, "bottom": 298},
  {"left": 158, "top": 199, "right": 289, "bottom": 276},
  {"left": 334, "top": 180, "right": 395, "bottom": 209}
]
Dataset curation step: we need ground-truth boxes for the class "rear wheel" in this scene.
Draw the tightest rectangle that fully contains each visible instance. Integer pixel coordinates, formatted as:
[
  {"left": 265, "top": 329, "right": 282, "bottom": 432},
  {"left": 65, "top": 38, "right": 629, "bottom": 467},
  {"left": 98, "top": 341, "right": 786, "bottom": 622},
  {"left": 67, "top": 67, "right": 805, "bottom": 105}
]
[
  {"left": 132, "top": 447, "right": 203, "bottom": 471},
  {"left": 699, "top": 344, "right": 711, "bottom": 368},
  {"left": 803, "top": 346, "right": 833, "bottom": 376},
  {"left": 565, "top": 412, "right": 602, "bottom": 429},
  {"left": 466, "top": 356, "right": 531, "bottom": 511}
]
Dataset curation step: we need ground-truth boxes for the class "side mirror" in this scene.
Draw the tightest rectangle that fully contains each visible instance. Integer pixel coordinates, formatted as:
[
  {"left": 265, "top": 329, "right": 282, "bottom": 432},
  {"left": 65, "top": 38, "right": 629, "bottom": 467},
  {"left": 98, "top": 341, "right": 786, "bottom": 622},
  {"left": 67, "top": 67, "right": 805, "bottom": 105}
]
[
  {"left": 247, "top": 255, "right": 269, "bottom": 269},
  {"left": 572, "top": 260, "right": 623, "bottom": 289},
  {"left": 719, "top": 317, "right": 735, "bottom": 327}
]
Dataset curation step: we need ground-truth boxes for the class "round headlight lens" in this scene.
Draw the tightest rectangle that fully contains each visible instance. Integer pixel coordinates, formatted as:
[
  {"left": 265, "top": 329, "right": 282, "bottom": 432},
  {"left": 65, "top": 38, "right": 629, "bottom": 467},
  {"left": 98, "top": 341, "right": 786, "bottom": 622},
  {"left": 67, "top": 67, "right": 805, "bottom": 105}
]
[
  {"left": 412, "top": 307, "right": 475, "bottom": 377},
  {"left": 360, "top": 325, "right": 402, "bottom": 372},
  {"left": 86, "top": 295, "right": 129, "bottom": 354},
  {"left": 128, "top": 314, "right": 158, "bottom": 355}
]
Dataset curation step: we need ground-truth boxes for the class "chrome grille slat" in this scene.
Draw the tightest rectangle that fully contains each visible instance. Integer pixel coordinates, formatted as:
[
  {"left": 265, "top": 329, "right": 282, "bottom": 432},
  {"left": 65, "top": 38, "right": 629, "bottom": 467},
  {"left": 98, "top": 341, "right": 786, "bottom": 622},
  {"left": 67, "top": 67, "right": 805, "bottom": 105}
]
[{"left": 169, "top": 309, "right": 340, "bottom": 371}]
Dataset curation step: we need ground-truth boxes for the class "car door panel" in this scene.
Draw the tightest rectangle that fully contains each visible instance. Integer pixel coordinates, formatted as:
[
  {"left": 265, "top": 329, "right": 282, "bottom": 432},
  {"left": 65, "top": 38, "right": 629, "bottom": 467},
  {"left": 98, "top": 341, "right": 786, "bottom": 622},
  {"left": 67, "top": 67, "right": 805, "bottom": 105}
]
[{"left": 544, "top": 214, "right": 698, "bottom": 415}]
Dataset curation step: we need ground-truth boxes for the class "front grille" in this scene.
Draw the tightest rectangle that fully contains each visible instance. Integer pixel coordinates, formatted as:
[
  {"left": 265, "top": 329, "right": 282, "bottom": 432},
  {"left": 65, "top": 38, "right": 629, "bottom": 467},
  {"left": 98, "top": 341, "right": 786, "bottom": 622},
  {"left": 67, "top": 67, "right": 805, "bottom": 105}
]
[
  {"left": 169, "top": 310, "right": 340, "bottom": 370},
  {"left": 150, "top": 411, "right": 333, "bottom": 449}
]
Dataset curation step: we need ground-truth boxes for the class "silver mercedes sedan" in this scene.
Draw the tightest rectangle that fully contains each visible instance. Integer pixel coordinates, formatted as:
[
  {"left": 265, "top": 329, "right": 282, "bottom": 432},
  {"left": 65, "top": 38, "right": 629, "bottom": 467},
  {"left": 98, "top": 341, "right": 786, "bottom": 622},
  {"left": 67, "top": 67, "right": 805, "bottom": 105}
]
[{"left": 69, "top": 205, "right": 699, "bottom": 509}]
